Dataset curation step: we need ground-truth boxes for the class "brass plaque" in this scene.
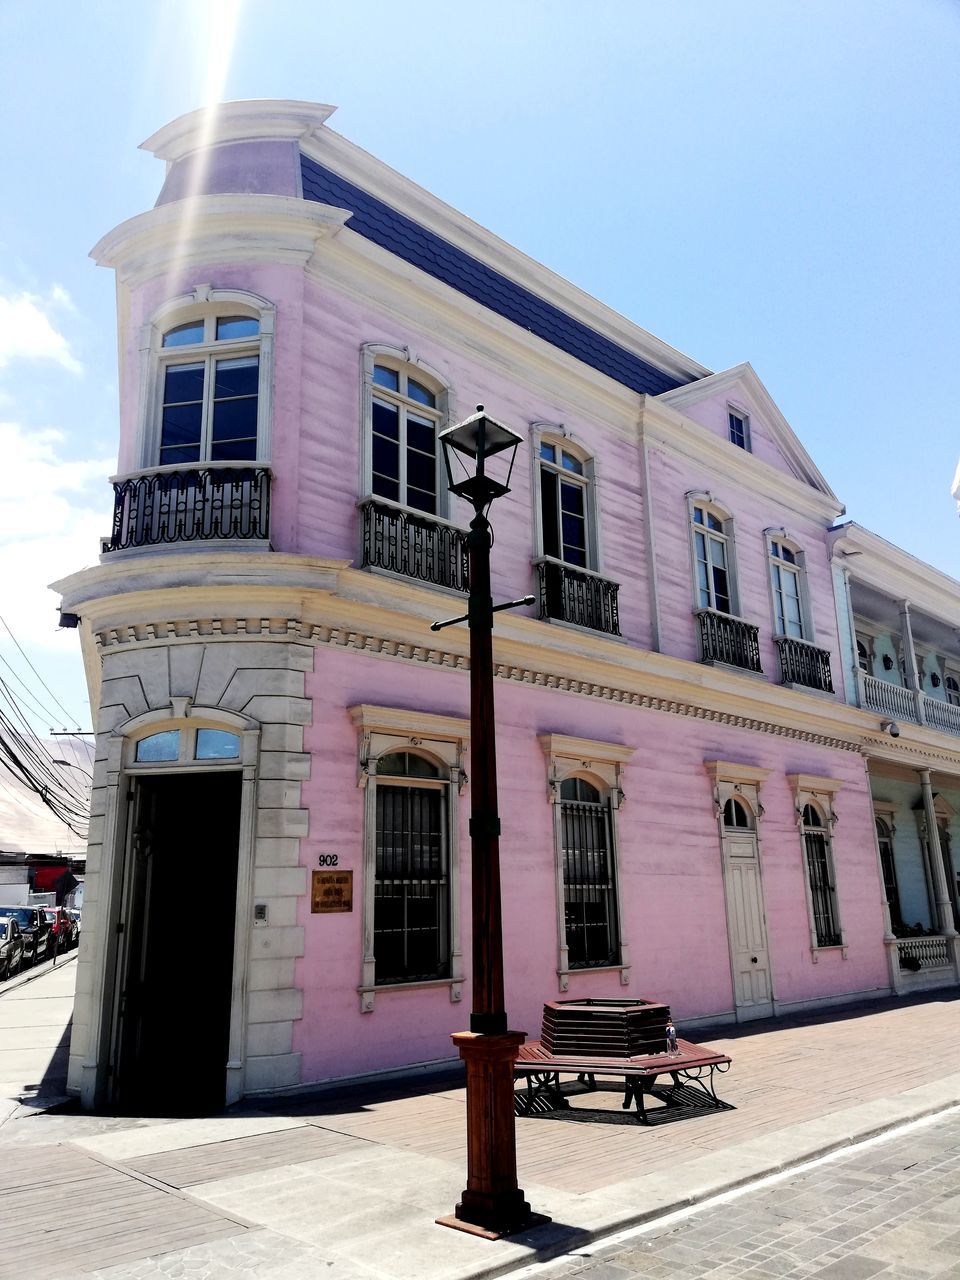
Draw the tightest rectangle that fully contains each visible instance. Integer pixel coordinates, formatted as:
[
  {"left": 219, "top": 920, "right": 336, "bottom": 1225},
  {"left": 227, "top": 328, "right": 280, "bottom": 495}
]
[{"left": 311, "top": 869, "right": 353, "bottom": 913}]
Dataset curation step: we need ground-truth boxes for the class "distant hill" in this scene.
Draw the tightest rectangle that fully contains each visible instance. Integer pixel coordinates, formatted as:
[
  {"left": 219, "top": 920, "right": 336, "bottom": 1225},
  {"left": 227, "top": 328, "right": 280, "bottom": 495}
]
[{"left": 0, "top": 738, "right": 91, "bottom": 855}]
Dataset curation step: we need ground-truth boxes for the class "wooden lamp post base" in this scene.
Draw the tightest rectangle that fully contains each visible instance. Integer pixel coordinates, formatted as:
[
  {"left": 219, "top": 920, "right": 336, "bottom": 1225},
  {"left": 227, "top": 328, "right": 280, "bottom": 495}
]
[{"left": 436, "top": 1031, "right": 549, "bottom": 1240}]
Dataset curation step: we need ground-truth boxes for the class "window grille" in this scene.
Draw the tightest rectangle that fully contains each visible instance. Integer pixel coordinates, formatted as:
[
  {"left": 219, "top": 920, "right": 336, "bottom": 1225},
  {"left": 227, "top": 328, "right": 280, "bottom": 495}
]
[
  {"left": 802, "top": 805, "right": 842, "bottom": 947},
  {"left": 560, "top": 778, "right": 619, "bottom": 968}
]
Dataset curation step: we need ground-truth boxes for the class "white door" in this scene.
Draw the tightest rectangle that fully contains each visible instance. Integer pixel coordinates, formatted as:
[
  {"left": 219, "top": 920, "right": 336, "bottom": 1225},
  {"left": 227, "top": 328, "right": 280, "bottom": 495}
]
[{"left": 721, "top": 828, "right": 773, "bottom": 1020}]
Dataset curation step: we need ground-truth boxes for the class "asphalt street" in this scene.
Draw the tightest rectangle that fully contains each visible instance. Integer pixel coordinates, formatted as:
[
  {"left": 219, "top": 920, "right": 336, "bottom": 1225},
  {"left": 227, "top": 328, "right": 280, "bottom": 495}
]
[{"left": 524, "top": 1107, "right": 960, "bottom": 1280}]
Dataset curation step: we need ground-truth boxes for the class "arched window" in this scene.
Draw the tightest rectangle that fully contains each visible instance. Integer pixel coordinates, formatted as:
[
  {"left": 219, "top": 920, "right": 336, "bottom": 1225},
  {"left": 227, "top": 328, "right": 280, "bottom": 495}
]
[
  {"left": 875, "top": 816, "right": 903, "bottom": 930},
  {"left": 363, "top": 351, "right": 446, "bottom": 515},
  {"left": 946, "top": 675, "right": 960, "bottom": 707},
  {"left": 723, "top": 797, "right": 754, "bottom": 829},
  {"left": 558, "top": 776, "right": 620, "bottom": 970},
  {"left": 538, "top": 439, "right": 593, "bottom": 570},
  {"left": 801, "top": 802, "right": 842, "bottom": 948},
  {"left": 857, "top": 639, "right": 872, "bottom": 675},
  {"left": 768, "top": 536, "right": 808, "bottom": 640},
  {"left": 132, "top": 725, "right": 241, "bottom": 765},
  {"left": 373, "top": 749, "right": 450, "bottom": 986},
  {"left": 690, "top": 500, "right": 736, "bottom": 615},
  {"left": 140, "top": 289, "right": 275, "bottom": 470}
]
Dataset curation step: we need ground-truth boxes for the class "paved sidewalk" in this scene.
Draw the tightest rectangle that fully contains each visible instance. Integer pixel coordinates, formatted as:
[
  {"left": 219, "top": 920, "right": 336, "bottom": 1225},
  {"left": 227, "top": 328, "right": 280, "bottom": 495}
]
[
  {"left": 0, "top": 951, "right": 75, "bottom": 1125},
  {"left": 2, "top": 988, "right": 960, "bottom": 1278}
]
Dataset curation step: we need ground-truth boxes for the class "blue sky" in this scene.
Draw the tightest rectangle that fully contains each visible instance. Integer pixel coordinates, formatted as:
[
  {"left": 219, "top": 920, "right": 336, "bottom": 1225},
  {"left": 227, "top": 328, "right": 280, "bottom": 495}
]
[{"left": 0, "top": 0, "right": 957, "bottom": 742}]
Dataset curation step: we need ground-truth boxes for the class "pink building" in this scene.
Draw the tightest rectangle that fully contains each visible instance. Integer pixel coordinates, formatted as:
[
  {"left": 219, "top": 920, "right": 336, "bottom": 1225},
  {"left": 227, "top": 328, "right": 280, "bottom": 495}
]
[{"left": 55, "top": 101, "right": 960, "bottom": 1112}]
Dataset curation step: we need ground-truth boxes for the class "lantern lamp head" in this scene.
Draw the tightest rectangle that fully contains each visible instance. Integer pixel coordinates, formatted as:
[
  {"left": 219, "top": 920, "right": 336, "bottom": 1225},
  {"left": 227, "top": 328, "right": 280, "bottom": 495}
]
[{"left": 440, "top": 406, "right": 523, "bottom": 510}]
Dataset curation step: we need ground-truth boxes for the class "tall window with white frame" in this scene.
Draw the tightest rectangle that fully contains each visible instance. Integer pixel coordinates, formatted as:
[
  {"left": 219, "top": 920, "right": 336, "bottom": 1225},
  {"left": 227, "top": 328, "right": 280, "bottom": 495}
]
[
  {"left": 802, "top": 803, "right": 842, "bottom": 948},
  {"left": 559, "top": 778, "right": 620, "bottom": 969},
  {"left": 369, "top": 363, "right": 442, "bottom": 514},
  {"left": 769, "top": 538, "right": 805, "bottom": 638},
  {"left": 946, "top": 675, "right": 960, "bottom": 707},
  {"left": 373, "top": 751, "right": 450, "bottom": 984},
  {"left": 875, "top": 817, "right": 903, "bottom": 932},
  {"left": 728, "top": 409, "right": 750, "bottom": 451},
  {"left": 539, "top": 442, "right": 589, "bottom": 569},
  {"left": 159, "top": 315, "right": 262, "bottom": 464},
  {"left": 692, "top": 505, "right": 733, "bottom": 614}
]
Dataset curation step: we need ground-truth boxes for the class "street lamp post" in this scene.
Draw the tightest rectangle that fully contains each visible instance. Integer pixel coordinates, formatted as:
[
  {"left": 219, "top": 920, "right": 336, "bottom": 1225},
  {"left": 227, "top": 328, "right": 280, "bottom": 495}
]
[{"left": 432, "top": 409, "right": 545, "bottom": 1239}]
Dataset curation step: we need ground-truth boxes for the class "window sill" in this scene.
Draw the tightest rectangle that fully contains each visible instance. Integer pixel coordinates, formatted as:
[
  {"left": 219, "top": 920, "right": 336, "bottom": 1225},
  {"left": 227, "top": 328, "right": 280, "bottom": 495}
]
[
  {"left": 359, "top": 976, "right": 463, "bottom": 1012},
  {"left": 699, "top": 659, "right": 767, "bottom": 681},
  {"left": 780, "top": 682, "right": 838, "bottom": 701},
  {"left": 810, "top": 943, "right": 848, "bottom": 963},
  {"left": 100, "top": 538, "right": 272, "bottom": 561},
  {"left": 558, "top": 963, "right": 630, "bottom": 992}
]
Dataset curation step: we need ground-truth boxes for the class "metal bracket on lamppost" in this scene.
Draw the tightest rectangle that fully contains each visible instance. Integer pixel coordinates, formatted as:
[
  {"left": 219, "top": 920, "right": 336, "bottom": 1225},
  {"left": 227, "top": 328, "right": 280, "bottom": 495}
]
[{"left": 433, "top": 409, "right": 548, "bottom": 1240}]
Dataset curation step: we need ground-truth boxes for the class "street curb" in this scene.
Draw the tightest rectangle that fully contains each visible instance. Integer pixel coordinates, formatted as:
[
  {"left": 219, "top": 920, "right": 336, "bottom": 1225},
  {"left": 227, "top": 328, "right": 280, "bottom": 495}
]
[{"left": 442, "top": 1078, "right": 960, "bottom": 1280}]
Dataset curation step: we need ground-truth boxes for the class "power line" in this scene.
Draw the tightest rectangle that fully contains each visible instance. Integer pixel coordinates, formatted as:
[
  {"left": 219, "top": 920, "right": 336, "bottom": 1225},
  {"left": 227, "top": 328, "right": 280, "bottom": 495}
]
[{"left": 0, "top": 614, "right": 86, "bottom": 729}]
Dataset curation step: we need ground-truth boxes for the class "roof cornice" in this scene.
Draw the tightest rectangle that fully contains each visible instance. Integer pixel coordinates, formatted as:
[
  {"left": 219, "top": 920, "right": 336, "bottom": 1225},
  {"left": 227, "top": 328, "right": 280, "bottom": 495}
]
[
  {"left": 141, "top": 100, "right": 338, "bottom": 164},
  {"left": 89, "top": 195, "right": 350, "bottom": 286},
  {"left": 829, "top": 522, "right": 960, "bottom": 620},
  {"left": 640, "top": 398, "right": 844, "bottom": 524}
]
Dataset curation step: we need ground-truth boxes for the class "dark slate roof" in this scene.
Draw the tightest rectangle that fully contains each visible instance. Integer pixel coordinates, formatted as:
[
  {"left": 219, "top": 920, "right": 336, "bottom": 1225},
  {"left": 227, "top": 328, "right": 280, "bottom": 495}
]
[{"left": 301, "top": 155, "right": 689, "bottom": 397}]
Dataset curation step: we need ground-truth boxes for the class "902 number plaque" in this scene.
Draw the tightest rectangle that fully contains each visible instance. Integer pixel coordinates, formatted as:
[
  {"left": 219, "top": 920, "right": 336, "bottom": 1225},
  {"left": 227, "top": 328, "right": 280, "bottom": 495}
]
[{"left": 317, "top": 854, "right": 339, "bottom": 868}]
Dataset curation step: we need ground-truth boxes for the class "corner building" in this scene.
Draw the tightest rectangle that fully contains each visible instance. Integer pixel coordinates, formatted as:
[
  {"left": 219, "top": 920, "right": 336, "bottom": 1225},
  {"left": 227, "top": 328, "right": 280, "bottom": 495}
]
[{"left": 55, "top": 101, "right": 960, "bottom": 1111}]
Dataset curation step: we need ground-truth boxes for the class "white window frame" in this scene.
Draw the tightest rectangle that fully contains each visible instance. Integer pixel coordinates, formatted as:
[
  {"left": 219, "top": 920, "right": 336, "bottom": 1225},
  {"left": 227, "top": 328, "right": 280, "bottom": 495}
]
[
  {"left": 532, "top": 428, "right": 600, "bottom": 571},
  {"left": 137, "top": 286, "right": 276, "bottom": 472},
  {"left": 765, "top": 530, "right": 813, "bottom": 641},
  {"left": 539, "top": 734, "right": 632, "bottom": 991},
  {"left": 350, "top": 704, "right": 467, "bottom": 1013},
  {"left": 946, "top": 673, "right": 960, "bottom": 707},
  {"left": 686, "top": 491, "right": 740, "bottom": 617},
  {"left": 359, "top": 344, "right": 450, "bottom": 518},
  {"left": 788, "top": 774, "right": 846, "bottom": 959},
  {"left": 727, "top": 404, "right": 752, "bottom": 451}
]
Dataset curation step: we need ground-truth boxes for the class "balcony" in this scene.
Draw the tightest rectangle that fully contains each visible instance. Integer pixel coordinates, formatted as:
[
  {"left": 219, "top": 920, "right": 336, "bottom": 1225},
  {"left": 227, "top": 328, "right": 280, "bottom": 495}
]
[
  {"left": 860, "top": 674, "right": 920, "bottom": 723},
  {"left": 774, "top": 636, "right": 834, "bottom": 693},
  {"left": 535, "top": 558, "right": 621, "bottom": 636},
  {"left": 896, "top": 934, "right": 950, "bottom": 972},
  {"left": 921, "top": 694, "right": 960, "bottom": 736},
  {"left": 359, "top": 497, "right": 468, "bottom": 593},
  {"left": 105, "top": 464, "right": 271, "bottom": 552},
  {"left": 696, "top": 609, "right": 762, "bottom": 673}
]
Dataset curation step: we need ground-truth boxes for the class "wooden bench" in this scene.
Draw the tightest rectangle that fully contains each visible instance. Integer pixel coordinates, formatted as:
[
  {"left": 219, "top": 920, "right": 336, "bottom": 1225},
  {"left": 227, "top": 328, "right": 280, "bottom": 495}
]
[{"left": 513, "top": 1037, "right": 732, "bottom": 1124}]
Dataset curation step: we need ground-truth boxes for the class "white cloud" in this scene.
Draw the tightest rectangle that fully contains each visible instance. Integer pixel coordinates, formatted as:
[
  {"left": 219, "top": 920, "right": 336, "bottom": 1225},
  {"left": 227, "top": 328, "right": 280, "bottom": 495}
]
[
  {"left": 0, "top": 288, "right": 82, "bottom": 374},
  {"left": 0, "top": 422, "right": 111, "bottom": 653}
]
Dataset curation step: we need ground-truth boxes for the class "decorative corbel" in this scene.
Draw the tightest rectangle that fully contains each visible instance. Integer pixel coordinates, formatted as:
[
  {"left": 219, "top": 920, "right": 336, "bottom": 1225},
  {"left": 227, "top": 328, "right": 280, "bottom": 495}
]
[
  {"left": 170, "top": 695, "right": 192, "bottom": 720},
  {"left": 357, "top": 731, "right": 372, "bottom": 789}
]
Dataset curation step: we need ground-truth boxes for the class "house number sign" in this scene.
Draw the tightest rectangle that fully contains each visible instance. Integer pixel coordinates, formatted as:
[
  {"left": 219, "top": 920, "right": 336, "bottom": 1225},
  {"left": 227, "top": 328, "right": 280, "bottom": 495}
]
[
  {"left": 317, "top": 853, "right": 339, "bottom": 867},
  {"left": 311, "top": 869, "right": 353, "bottom": 914}
]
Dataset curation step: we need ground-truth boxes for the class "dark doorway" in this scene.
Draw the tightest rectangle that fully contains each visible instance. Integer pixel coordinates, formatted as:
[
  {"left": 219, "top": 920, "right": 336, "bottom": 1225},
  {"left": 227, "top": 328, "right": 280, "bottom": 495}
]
[{"left": 113, "top": 771, "right": 241, "bottom": 1115}]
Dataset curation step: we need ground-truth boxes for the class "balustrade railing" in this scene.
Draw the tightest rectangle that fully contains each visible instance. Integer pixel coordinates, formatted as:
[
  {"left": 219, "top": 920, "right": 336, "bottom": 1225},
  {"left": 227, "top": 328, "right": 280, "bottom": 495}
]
[
  {"left": 535, "top": 559, "right": 621, "bottom": 636},
  {"left": 897, "top": 934, "right": 950, "bottom": 971},
  {"left": 106, "top": 465, "right": 271, "bottom": 551},
  {"left": 359, "top": 497, "right": 468, "bottom": 592},
  {"left": 696, "top": 609, "right": 762, "bottom": 673},
  {"left": 921, "top": 694, "right": 960, "bottom": 736},
  {"left": 860, "top": 674, "right": 919, "bottom": 723},
  {"left": 774, "top": 636, "right": 834, "bottom": 693}
]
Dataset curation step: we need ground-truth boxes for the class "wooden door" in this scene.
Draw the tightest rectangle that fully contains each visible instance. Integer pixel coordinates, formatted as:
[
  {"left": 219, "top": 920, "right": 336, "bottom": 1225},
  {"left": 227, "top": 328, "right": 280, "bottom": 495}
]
[{"left": 721, "top": 828, "right": 773, "bottom": 1020}]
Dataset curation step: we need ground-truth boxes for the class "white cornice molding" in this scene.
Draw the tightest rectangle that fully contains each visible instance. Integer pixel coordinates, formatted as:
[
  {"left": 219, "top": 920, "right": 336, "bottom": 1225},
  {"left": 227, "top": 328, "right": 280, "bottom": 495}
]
[
  {"left": 787, "top": 772, "right": 843, "bottom": 796},
  {"left": 658, "top": 363, "right": 839, "bottom": 502},
  {"left": 704, "top": 760, "right": 772, "bottom": 786},
  {"left": 640, "top": 397, "right": 844, "bottom": 524},
  {"left": 141, "top": 100, "right": 338, "bottom": 164},
  {"left": 90, "top": 195, "right": 350, "bottom": 286},
  {"left": 829, "top": 523, "right": 960, "bottom": 623},
  {"left": 301, "top": 129, "right": 710, "bottom": 386},
  {"left": 537, "top": 733, "right": 635, "bottom": 766},
  {"left": 348, "top": 703, "right": 469, "bottom": 741}
]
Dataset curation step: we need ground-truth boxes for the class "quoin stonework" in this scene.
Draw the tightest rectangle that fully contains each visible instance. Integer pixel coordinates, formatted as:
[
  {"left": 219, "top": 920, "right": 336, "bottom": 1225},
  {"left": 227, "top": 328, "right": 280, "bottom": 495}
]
[{"left": 54, "top": 100, "right": 960, "bottom": 1111}]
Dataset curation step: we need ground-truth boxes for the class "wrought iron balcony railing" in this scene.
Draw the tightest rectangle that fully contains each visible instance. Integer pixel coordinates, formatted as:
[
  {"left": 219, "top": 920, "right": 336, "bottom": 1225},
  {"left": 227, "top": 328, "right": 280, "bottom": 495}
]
[
  {"left": 105, "top": 464, "right": 271, "bottom": 552},
  {"left": 359, "top": 497, "right": 469, "bottom": 592},
  {"left": 774, "top": 636, "right": 834, "bottom": 693},
  {"left": 535, "top": 558, "right": 621, "bottom": 636},
  {"left": 696, "top": 609, "right": 762, "bottom": 673}
]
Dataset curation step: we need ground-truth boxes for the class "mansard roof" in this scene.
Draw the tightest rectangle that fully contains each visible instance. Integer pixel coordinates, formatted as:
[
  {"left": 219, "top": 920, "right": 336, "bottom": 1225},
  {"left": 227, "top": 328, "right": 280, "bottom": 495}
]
[{"left": 300, "top": 154, "right": 687, "bottom": 398}]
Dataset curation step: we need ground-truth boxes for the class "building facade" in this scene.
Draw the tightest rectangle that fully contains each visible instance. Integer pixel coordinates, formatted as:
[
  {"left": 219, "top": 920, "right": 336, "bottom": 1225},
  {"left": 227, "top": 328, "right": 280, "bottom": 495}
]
[{"left": 54, "top": 101, "right": 960, "bottom": 1111}]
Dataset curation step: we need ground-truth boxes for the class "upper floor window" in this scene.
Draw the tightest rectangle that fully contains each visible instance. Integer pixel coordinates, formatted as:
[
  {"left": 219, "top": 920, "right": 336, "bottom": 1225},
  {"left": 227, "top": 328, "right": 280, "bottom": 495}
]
[
  {"left": 947, "top": 675, "right": 960, "bottom": 706},
  {"left": 138, "top": 288, "right": 275, "bottom": 472},
  {"left": 768, "top": 538, "right": 807, "bottom": 639},
  {"left": 691, "top": 503, "right": 734, "bottom": 614},
  {"left": 159, "top": 315, "right": 261, "bottom": 465},
  {"left": 857, "top": 638, "right": 872, "bottom": 675},
  {"left": 366, "top": 358, "right": 444, "bottom": 515},
  {"left": 728, "top": 409, "right": 751, "bottom": 451},
  {"left": 539, "top": 441, "right": 591, "bottom": 569}
]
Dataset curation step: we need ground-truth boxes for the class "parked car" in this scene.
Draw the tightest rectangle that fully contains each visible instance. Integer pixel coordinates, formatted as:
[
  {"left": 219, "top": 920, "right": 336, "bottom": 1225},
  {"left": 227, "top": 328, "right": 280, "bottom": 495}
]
[
  {"left": 44, "top": 906, "right": 75, "bottom": 952},
  {"left": 0, "top": 917, "right": 25, "bottom": 979},
  {"left": 0, "top": 905, "right": 51, "bottom": 965},
  {"left": 68, "top": 909, "right": 82, "bottom": 942}
]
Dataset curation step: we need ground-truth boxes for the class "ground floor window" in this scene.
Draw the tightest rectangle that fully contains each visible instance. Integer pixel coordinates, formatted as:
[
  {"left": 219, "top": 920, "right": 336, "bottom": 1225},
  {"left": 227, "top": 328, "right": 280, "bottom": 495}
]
[
  {"left": 373, "top": 753, "right": 448, "bottom": 984},
  {"left": 802, "top": 804, "right": 842, "bottom": 947},
  {"left": 560, "top": 778, "right": 620, "bottom": 969},
  {"left": 875, "top": 816, "right": 903, "bottom": 931}
]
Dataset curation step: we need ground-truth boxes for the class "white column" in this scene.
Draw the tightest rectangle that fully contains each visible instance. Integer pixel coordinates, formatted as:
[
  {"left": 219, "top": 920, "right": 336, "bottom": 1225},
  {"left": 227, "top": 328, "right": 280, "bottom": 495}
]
[
  {"left": 901, "top": 602, "right": 926, "bottom": 725},
  {"left": 919, "top": 769, "right": 957, "bottom": 937}
]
